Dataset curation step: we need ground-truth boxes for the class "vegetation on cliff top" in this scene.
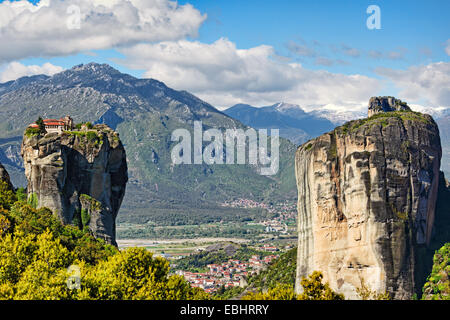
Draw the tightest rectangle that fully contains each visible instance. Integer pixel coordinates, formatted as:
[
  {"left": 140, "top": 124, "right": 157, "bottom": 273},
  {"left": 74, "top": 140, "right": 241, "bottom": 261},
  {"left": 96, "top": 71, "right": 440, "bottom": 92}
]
[{"left": 336, "top": 110, "right": 432, "bottom": 136}]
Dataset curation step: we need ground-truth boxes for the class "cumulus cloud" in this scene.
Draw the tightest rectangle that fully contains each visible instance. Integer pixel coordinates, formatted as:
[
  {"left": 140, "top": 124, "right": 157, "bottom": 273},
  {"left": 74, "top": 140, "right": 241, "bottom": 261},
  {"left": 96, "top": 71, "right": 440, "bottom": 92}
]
[
  {"left": 286, "top": 41, "right": 317, "bottom": 57},
  {"left": 386, "top": 47, "right": 408, "bottom": 60},
  {"left": 119, "top": 38, "right": 382, "bottom": 110},
  {"left": 0, "top": 0, "right": 206, "bottom": 63},
  {"left": 0, "top": 61, "right": 64, "bottom": 83},
  {"left": 376, "top": 62, "right": 450, "bottom": 108},
  {"left": 368, "top": 48, "right": 408, "bottom": 60},
  {"left": 368, "top": 50, "right": 383, "bottom": 59}
]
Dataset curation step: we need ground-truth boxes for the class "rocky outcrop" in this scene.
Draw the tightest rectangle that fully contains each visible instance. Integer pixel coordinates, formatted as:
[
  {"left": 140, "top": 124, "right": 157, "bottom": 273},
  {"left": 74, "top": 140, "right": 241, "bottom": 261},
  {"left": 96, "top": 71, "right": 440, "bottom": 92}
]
[
  {"left": 295, "top": 98, "right": 442, "bottom": 299},
  {"left": 368, "top": 96, "right": 411, "bottom": 117},
  {"left": 0, "top": 162, "right": 13, "bottom": 190},
  {"left": 21, "top": 124, "right": 128, "bottom": 246}
]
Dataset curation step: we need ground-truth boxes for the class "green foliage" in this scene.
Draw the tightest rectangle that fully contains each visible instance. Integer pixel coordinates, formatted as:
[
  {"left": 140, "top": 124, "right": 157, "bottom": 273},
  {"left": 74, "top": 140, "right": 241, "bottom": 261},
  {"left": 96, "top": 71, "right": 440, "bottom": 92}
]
[
  {"left": 327, "top": 132, "right": 337, "bottom": 160},
  {"left": 0, "top": 180, "right": 16, "bottom": 210},
  {"left": 15, "top": 188, "right": 26, "bottom": 203},
  {"left": 415, "top": 173, "right": 450, "bottom": 297},
  {"left": 297, "top": 271, "right": 344, "bottom": 300},
  {"left": 175, "top": 244, "right": 272, "bottom": 272},
  {"left": 80, "top": 194, "right": 102, "bottom": 211},
  {"left": 81, "top": 209, "right": 90, "bottom": 227},
  {"left": 422, "top": 243, "right": 450, "bottom": 300},
  {"left": 65, "top": 130, "right": 100, "bottom": 146},
  {"left": 35, "top": 117, "right": 46, "bottom": 134},
  {"left": 242, "top": 283, "right": 298, "bottom": 300},
  {"left": 0, "top": 183, "right": 209, "bottom": 300},
  {"left": 113, "top": 114, "right": 297, "bottom": 229},
  {"left": 78, "top": 247, "right": 208, "bottom": 300},
  {"left": 247, "top": 247, "right": 297, "bottom": 290},
  {"left": 86, "top": 131, "right": 98, "bottom": 142},
  {"left": 0, "top": 215, "right": 11, "bottom": 237},
  {"left": 356, "top": 278, "right": 391, "bottom": 300},
  {"left": 27, "top": 193, "right": 38, "bottom": 209},
  {"left": 215, "top": 285, "right": 245, "bottom": 300},
  {"left": 336, "top": 110, "right": 432, "bottom": 136},
  {"left": 24, "top": 127, "right": 41, "bottom": 138},
  {"left": 242, "top": 271, "right": 344, "bottom": 300}
]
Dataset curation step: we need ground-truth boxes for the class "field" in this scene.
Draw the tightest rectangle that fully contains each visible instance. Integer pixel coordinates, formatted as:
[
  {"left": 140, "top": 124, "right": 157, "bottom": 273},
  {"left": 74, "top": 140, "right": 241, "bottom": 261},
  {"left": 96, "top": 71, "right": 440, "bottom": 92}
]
[
  {"left": 116, "top": 238, "right": 250, "bottom": 257},
  {"left": 116, "top": 199, "right": 298, "bottom": 241}
]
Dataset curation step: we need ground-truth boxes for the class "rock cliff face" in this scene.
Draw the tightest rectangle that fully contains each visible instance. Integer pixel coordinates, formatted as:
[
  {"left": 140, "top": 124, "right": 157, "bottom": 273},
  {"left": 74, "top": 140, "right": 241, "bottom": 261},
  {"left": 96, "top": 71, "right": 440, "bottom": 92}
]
[
  {"left": 0, "top": 162, "right": 13, "bottom": 190},
  {"left": 368, "top": 96, "right": 411, "bottom": 117},
  {"left": 21, "top": 124, "right": 128, "bottom": 246},
  {"left": 295, "top": 98, "right": 442, "bottom": 299}
]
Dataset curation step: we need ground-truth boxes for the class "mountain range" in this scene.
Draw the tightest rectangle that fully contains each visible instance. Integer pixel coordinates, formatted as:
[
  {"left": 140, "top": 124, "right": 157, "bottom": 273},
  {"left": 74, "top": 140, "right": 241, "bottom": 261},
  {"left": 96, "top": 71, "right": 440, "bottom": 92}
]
[
  {"left": 223, "top": 102, "right": 360, "bottom": 145},
  {"left": 224, "top": 102, "right": 450, "bottom": 178},
  {"left": 0, "top": 62, "right": 448, "bottom": 227},
  {"left": 0, "top": 63, "right": 297, "bottom": 226}
]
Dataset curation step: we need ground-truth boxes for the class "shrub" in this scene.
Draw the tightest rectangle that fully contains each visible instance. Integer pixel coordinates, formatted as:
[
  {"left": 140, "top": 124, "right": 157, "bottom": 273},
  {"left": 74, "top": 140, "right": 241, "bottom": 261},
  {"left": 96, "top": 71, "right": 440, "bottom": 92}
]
[
  {"left": 25, "top": 127, "right": 41, "bottom": 138},
  {"left": 422, "top": 243, "right": 450, "bottom": 300},
  {"left": 36, "top": 117, "right": 46, "bottom": 134},
  {"left": 0, "top": 185, "right": 207, "bottom": 300}
]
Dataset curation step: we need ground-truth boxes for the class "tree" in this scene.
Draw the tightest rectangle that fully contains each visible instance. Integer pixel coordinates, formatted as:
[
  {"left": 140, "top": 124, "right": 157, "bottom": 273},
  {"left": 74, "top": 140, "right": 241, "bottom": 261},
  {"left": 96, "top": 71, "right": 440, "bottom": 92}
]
[
  {"left": 14, "top": 230, "right": 74, "bottom": 300},
  {"left": 422, "top": 243, "right": 450, "bottom": 300},
  {"left": 242, "top": 284, "right": 297, "bottom": 300},
  {"left": 242, "top": 271, "right": 344, "bottom": 300},
  {"left": 356, "top": 278, "right": 391, "bottom": 300},
  {"left": 15, "top": 188, "right": 27, "bottom": 203},
  {"left": 0, "top": 184, "right": 209, "bottom": 300},
  {"left": 78, "top": 247, "right": 208, "bottom": 300},
  {"left": 0, "top": 180, "right": 16, "bottom": 210},
  {"left": 297, "top": 271, "right": 344, "bottom": 300},
  {"left": 35, "top": 117, "right": 46, "bottom": 134}
]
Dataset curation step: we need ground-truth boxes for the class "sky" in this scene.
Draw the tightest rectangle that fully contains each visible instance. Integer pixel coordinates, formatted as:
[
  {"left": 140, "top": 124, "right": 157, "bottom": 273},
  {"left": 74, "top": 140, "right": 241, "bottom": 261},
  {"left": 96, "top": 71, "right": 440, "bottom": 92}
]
[{"left": 0, "top": 0, "right": 448, "bottom": 112}]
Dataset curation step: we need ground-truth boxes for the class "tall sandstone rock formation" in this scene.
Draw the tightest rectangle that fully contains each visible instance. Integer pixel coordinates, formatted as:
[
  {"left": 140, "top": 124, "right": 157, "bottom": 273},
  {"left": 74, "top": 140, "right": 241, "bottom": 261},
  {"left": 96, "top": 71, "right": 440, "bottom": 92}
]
[
  {"left": 21, "top": 124, "right": 128, "bottom": 246},
  {"left": 295, "top": 97, "right": 442, "bottom": 299}
]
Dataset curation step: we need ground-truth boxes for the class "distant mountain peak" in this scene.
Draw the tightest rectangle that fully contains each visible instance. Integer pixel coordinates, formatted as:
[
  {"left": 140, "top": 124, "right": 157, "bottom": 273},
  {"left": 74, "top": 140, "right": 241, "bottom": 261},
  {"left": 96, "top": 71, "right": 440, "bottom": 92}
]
[
  {"left": 50, "top": 62, "right": 134, "bottom": 86},
  {"left": 272, "top": 102, "right": 305, "bottom": 113},
  {"left": 71, "top": 62, "right": 120, "bottom": 74}
]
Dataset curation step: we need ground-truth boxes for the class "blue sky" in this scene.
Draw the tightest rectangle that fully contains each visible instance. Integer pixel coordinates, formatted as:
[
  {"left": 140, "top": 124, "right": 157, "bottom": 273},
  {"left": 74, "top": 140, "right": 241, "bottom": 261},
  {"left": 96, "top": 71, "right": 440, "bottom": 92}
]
[
  {"left": 180, "top": 0, "right": 449, "bottom": 74},
  {"left": 0, "top": 0, "right": 448, "bottom": 110},
  {"left": 16, "top": 0, "right": 450, "bottom": 76}
]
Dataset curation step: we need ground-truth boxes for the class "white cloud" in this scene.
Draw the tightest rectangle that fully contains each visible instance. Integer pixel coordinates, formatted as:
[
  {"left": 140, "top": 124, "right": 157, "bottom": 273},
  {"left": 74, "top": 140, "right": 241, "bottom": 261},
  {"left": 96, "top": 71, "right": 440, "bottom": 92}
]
[
  {"left": 341, "top": 45, "right": 360, "bottom": 58},
  {"left": 368, "top": 47, "right": 408, "bottom": 60},
  {"left": 0, "top": 0, "right": 206, "bottom": 63},
  {"left": 386, "top": 47, "right": 408, "bottom": 60},
  {"left": 376, "top": 62, "right": 450, "bottom": 108},
  {"left": 118, "top": 38, "right": 382, "bottom": 110},
  {"left": 446, "top": 39, "right": 450, "bottom": 56},
  {"left": 0, "top": 61, "right": 64, "bottom": 83},
  {"left": 286, "top": 41, "right": 317, "bottom": 57}
]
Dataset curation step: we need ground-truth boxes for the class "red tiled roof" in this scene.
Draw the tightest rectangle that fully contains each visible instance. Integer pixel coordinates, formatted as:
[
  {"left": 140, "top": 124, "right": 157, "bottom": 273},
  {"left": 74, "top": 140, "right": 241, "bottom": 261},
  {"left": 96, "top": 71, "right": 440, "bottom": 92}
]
[
  {"left": 28, "top": 118, "right": 67, "bottom": 128},
  {"left": 43, "top": 119, "right": 65, "bottom": 125}
]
